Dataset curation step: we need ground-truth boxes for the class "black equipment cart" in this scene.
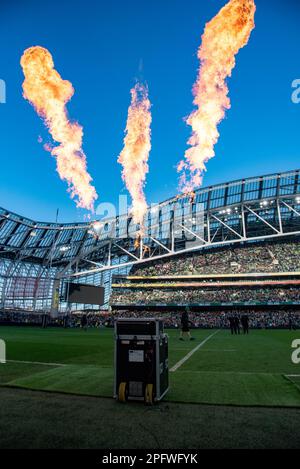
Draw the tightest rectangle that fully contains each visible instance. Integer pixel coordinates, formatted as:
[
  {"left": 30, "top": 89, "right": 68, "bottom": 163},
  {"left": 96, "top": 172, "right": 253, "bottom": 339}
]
[{"left": 114, "top": 318, "right": 169, "bottom": 404}]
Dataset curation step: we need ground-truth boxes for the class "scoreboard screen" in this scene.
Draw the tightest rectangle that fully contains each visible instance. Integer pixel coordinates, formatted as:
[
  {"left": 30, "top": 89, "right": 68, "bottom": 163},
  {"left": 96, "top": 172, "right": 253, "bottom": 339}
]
[{"left": 67, "top": 283, "right": 105, "bottom": 305}]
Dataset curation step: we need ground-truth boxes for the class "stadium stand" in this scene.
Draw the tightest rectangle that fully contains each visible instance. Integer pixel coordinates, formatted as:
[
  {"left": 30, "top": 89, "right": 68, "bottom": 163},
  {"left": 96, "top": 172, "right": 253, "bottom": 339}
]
[
  {"left": 110, "top": 238, "right": 300, "bottom": 327},
  {"left": 132, "top": 239, "right": 300, "bottom": 276},
  {"left": 1, "top": 169, "right": 300, "bottom": 328},
  {"left": 1, "top": 309, "right": 299, "bottom": 330}
]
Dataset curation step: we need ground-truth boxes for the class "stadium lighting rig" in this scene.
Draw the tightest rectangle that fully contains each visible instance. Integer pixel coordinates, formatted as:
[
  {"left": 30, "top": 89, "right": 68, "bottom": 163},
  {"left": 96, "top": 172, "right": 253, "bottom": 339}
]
[{"left": 59, "top": 246, "right": 70, "bottom": 252}]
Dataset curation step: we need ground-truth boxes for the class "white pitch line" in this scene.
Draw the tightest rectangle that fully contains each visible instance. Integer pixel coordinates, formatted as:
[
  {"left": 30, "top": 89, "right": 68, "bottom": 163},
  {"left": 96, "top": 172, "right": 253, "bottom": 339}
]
[
  {"left": 170, "top": 330, "right": 220, "bottom": 372},
  {"left": 7, "top": 359, "right": 66, "bottom": 367}
]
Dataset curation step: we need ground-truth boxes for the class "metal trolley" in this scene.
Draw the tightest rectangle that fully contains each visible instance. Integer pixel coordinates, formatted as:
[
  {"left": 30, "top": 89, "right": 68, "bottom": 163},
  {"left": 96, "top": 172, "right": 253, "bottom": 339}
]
[{"left": 114, "top": 318, "right": 169, "bottom": 404}]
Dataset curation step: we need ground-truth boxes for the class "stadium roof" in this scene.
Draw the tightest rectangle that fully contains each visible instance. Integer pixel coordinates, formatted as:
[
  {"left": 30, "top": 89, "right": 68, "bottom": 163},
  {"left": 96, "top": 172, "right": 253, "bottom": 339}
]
[{"left": 1, "top": 168, "right": 300, "bottom": 272}]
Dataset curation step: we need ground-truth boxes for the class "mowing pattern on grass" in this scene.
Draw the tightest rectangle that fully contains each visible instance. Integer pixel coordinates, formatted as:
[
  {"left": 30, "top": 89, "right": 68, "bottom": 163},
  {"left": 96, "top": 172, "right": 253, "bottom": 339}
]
[{"left": 0, "top": 326, "right": 300, "bottom": 407}]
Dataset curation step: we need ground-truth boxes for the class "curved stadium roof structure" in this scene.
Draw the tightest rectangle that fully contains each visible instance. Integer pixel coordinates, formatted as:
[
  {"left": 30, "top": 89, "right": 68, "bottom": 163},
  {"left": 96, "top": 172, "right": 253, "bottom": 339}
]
[{"left": 1, "top": 168, "right": 300, "bottom": 312}]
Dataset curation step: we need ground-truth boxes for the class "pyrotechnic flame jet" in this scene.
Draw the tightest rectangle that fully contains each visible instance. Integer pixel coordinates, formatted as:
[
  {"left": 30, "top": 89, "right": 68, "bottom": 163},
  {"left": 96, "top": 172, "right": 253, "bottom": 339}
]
[
  {"left": 178, "top": 0, "right": 256, "bottom": 192},
  {"left": 21, "top": 46, "right": 98, "bottom": 211},
  {"left": 118, "top": 82, "right": 152, "bottom": 229}
]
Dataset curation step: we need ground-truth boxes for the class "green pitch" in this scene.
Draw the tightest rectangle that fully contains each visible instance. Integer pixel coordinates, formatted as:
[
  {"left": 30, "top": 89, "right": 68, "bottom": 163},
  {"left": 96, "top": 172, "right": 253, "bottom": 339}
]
[
  {"left": 0, "top": 326, "right": 299, "bottom": 407},
  {"left": 1, "top": 326, "right": 300, "bottom": 449}
]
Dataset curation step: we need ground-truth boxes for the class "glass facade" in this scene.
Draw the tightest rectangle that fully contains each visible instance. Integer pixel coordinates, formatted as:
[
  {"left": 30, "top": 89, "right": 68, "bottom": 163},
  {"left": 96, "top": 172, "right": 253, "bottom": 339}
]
[{"left": 1, "top": 169, "right": 300, "bottom": 311}]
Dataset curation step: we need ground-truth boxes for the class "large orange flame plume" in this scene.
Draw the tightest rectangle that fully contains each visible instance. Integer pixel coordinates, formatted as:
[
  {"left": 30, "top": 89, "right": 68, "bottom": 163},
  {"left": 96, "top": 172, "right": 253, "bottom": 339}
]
[
  {"left": 21, "top": 46, "right": 98, "bottom": 211},
  {"left": 118, "top": 83, "right": 152, "bottom": 226},
  {"left": 178, "top": 0, "right": 256, "bottom": 192}
]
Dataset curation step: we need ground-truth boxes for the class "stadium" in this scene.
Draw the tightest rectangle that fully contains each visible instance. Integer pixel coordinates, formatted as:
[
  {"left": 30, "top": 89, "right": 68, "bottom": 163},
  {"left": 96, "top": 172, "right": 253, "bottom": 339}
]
[
  {"left": 1, "top": 0, "right": 300, "bottom": 453},
  {"left": 1, "top": 169, "right": 300, "bottom": 449}
]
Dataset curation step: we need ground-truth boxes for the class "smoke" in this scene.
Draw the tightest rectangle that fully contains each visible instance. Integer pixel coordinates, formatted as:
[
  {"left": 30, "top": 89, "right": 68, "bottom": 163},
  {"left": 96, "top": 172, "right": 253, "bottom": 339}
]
[
  {"left": 177, "top": 0, "right": 256, "bottom": 192},
  {"left": 118, "top": 82, "right": 152, "bottom": 226},
  {"left": 21, "top": 46, "right": 98, "bottom": 211}
]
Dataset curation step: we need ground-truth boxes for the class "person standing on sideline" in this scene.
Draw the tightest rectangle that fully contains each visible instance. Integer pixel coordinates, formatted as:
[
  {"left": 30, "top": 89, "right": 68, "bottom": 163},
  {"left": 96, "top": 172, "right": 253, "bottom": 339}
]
[
  {"left": 228, "top": 315, "right": 235, "bottom": 335},
  {"left": 241, "top": 314, "right": 249, "bottom": 334},
  {"left": 234, "top": 315, "right": 240, "bottom": 335},
  {"left": 179, "top": 309, "right": 195, "bottom": 341},
  {"left": 81, "top": 313, "right": 88, "bottom": 331}
]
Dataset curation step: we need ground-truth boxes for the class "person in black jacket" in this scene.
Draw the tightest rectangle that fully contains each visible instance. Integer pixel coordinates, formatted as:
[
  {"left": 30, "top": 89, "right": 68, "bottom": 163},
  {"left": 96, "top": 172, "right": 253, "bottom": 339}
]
[
  {"left": 241, "top": 314, "right": 249, "bottom": 334},
  {"left": 180, "top": 310, "right": 195, "bottom": 341},
  {"left": 81, "top": 314, "right": 88, "bottom": 331},
  {"left": 234, "top": 315, "right": 240, "bottom": 335},
  {"left": 228, "top": 315, "right": 235, "bottom": 335}
]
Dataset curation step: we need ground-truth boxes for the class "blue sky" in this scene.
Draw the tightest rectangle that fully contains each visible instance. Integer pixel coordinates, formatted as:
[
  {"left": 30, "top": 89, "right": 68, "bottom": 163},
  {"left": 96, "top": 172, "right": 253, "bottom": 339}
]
[{"left": 0, "top": 0, "right": 299, "bottom": 222}]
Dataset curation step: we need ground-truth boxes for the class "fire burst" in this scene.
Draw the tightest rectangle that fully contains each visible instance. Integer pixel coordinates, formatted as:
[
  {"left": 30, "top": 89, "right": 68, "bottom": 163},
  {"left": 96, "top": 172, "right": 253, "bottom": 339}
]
[
  {"left": 21, "top": 46, "right": 98, "bottom": 211},
  {"left": 178, "top": 0, "right": 256, "bottom": 192},
  {"left": 118, "top": 83, "right": 151, "bottom": 227}
]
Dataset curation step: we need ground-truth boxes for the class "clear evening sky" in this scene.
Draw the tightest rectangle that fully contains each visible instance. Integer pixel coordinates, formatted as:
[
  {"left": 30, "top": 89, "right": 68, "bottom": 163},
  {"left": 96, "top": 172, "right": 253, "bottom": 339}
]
[{"left": 0, "top": 0, "right": 299, "bottom": 222}]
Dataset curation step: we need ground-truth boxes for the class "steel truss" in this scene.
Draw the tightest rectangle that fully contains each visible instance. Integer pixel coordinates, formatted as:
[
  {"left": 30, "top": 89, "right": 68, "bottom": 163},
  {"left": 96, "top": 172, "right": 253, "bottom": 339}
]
[
  {"left": 1, "top": 169, "right": 300, "bottom": 312},
  {"left": 70, "top": 196, "right": 300, "bottom": 277}
]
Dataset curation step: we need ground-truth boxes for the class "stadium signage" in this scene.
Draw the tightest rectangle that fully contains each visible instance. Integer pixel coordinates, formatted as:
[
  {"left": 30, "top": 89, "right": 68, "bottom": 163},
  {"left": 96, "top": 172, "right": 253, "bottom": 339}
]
[{"left": 291, "top": 339, "right": 300, "bottom": 364}]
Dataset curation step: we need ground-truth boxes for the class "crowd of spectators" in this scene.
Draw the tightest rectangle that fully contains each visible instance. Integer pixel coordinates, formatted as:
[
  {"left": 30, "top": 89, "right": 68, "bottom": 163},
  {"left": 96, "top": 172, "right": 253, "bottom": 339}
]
[
  {"left": 111, "top": 309, "right": 300, "bottom": 329},
  {"left": 132, "top": 239, "right": 300, "bottom": 276},
  {"left": 0, "top": 311, "right": 44, "bottom": 325},
  {"left": 1, "top": 309, "right": 299, "bottom": 329},
  {"left": 66, "top": 313, "right": 110, "bottom": 328},
  {"left": 0, "top": 310, "right": 110, "bottom": 328},
  {"left": 110, "top": 286, "right": 300, "bottom": 305}
]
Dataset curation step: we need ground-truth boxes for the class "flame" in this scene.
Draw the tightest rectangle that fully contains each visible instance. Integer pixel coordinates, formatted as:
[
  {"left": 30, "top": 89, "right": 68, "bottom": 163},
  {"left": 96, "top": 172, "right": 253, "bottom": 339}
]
[
  {"left": 118, "top": 83, "right": 151, "bottom": 226},
  {"left": 21, "top": 46, "right": 98, "bottom": 211},
  {"left": 178, "top": 0, "right": 256, "bottom": 192}
]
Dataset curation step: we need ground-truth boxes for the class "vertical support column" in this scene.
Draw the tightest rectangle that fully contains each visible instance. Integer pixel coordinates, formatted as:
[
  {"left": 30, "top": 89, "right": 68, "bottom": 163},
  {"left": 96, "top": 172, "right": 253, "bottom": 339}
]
[
  {"left": 207, "top": 186, "right": 212, "bottom": 244},
  {"left": 107, "top": 241, "right": 112, "bottom": 266},
  {"left": 32, "top": 264, "right": 42, "bottom": 311},
  {"left": 171, "top": 220, "right": 175, "bottom": 252},
  {"left": 139, "top": 237, "right": 143, "bottom": 260},
  {"left": 276, "top": 175, "right": 283, "bottom": 234},
  {"left": 50, "top": 278, "right": 60, "bottom": 318},
  {"left": 206, "top": 212, "right": 211, "bottom": 244},
  {"left": 241, "top": 204, "right": 247, "bottom": 239},
  {"left": 0, "top": 261, "right": 9, "bottom": 308},
  {"left": 277, "top": 200, "right": 283, "bottom": 234},
  {"left": 170, "top": 205, "right": 175, "bottom": 253},
  {"left": 1, "top": 261, "right": 17, "bottom": 310}
]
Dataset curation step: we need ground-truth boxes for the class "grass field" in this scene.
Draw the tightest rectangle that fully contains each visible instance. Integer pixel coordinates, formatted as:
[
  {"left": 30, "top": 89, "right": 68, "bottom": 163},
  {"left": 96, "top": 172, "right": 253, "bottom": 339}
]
[{"left": 1, "top": 325, "right": 300, "bottom": 448}]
